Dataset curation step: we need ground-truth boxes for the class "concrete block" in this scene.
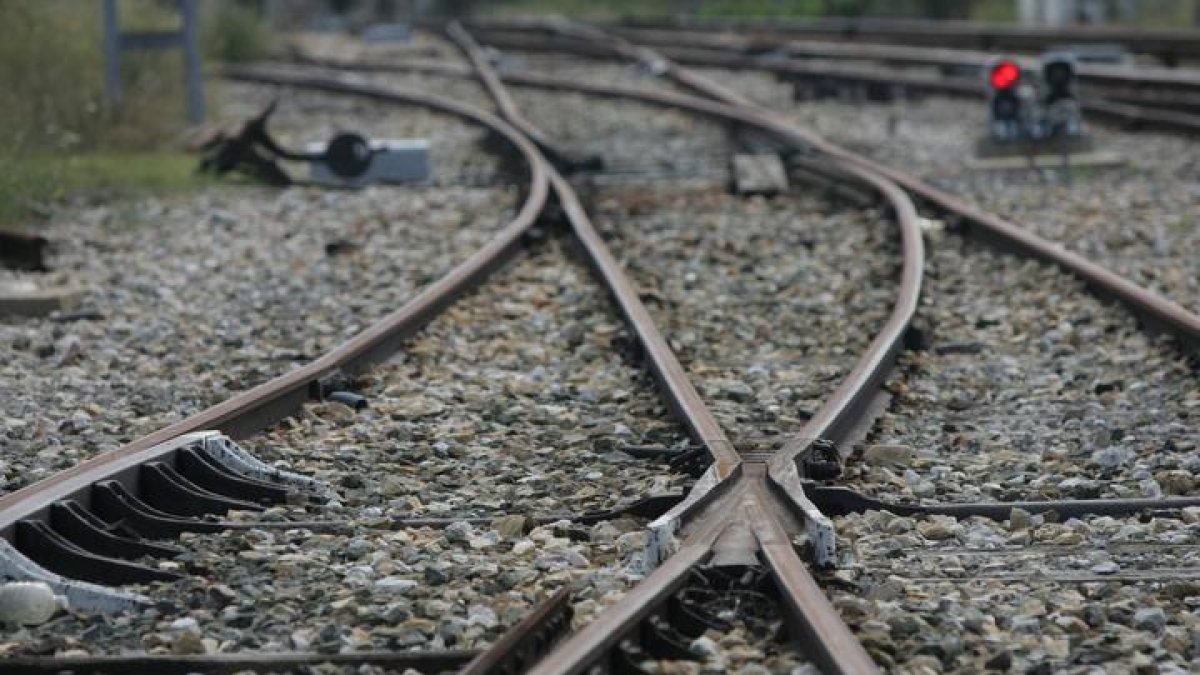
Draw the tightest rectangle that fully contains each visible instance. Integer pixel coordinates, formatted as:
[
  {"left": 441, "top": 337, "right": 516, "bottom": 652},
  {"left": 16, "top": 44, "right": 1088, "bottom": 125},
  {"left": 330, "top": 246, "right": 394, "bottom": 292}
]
[
  {"left": 732, "top": 153, "right": 789, "bottom": 196},
  {"left": 0, "top": 280, "right": 86, "bottom": 317}
]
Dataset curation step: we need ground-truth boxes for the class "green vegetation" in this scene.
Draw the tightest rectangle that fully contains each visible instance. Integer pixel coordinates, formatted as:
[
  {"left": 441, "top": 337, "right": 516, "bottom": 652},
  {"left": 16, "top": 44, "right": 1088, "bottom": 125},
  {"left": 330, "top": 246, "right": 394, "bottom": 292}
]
[
  {"left": 205, "top": 1, "right": 274, "bottom": 63},
  {"left": 0, "top": 153, "right": 206, "bottom": 225},
  {"left": 475, "top": 0, "right": 1190, "bottom": 23},
  {"left": 0, "top": 1, "right": 270, "bottom": 228},
  {"left": 475, "top": 0, "right": 980, "bottom": 20}
]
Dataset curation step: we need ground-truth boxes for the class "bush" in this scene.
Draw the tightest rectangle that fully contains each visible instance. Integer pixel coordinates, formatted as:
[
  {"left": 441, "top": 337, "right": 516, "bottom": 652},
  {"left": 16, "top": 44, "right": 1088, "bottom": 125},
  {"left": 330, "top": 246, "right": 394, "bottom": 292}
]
[
  {"left": 205, "top": 1, "right": 272, "bottom": 64},
  {"left": 0, "top": 1, "right": 221, "bottom": 224},
  {"left": 0, "top": 1, "right": 193, "bottom": 155},
  {"left": 0, "top": 3, "right": 106, "bottom": 155}
]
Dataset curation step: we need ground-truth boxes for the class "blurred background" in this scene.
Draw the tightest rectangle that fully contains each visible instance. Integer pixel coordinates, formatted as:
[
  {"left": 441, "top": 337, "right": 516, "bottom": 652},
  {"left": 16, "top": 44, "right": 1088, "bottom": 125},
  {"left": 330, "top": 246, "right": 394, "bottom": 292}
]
[{"left": 2, "top": 0, "right": 1197, "bottom": 226}]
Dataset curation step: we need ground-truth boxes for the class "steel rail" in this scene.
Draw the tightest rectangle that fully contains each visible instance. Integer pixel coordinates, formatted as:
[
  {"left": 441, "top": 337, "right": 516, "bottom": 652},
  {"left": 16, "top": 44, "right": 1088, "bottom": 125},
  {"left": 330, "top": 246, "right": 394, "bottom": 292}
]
[
  {"left": 468, "top": 25, "right": 1200, "bottom": 527},
  {"left": 290, "top": 50, "right": 1200, "bottom": 344},
  {"left": 459, "top": 588, "right": 574, "bottom": 675},
  {"left": 599, "top": 26, "right": 1200, "bottom": 96},
  {"left": 440, "top": 26, "right": 1200, "bottom": 352},
  {"left": 464, "top": 28, "right": 1200, "bottom": 135},
  {"left": 449, "top": 23, "right": 926, "bottom": 674},
  {"left": 445, "top": 21, "right": 571, "bottom": 168},
  {"left": 443, "top": 20, "right": 743, "bottom": 480},
  {"left": 609, "top": 15, "right": 1200, "bottom": 65},
  {"left": 0, "top": 78, "right": 550, "bottom": 541},
  {"left": 0, "top": 650, "right": 479, "bottom": 675}
]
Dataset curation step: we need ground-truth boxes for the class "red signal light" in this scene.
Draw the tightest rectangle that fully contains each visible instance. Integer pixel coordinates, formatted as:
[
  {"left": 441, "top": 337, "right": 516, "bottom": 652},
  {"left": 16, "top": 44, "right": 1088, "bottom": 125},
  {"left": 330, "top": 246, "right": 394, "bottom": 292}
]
[{"left": 990, "top": 60, "right": 1021, "bottom": 90}]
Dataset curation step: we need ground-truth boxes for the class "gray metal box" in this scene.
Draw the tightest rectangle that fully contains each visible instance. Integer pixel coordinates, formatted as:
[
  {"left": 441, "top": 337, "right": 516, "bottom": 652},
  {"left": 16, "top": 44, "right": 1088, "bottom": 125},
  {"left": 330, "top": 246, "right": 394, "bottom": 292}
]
[{"left": 307, "top": 139, "right": 430, "bottom": 187}]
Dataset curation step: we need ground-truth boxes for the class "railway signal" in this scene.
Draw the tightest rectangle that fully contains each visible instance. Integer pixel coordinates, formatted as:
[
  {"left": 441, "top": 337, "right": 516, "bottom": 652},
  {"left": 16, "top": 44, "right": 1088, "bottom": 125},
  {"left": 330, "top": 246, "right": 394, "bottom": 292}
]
[
  {"left": 986, "top": 58, "right": 1028, "bottom": 141},
  {"left": 981, "top": 53, "right": 1088, "bottom": 155},
  {"left": 1039, "top": 52, "right": 1083, "bottom": 138}
]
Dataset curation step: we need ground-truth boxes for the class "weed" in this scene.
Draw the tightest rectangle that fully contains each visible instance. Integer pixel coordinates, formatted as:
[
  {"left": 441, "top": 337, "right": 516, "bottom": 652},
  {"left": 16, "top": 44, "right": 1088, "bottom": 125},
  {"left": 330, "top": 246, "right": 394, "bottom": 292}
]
[
  {"left": 205, "top": 2, "right": 273, "bottom": 63},
  {"left": 0, "top": 1, "right": 270, "bottom": 227},
  {"left": 0, "top": 153, "right": 208, "bottom": 226}
]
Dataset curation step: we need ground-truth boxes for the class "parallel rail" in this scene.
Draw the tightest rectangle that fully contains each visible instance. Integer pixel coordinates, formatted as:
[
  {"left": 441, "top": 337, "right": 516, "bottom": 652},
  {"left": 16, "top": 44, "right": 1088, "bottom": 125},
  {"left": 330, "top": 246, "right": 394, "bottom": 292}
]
[
  {"left": 447, "top": 22, "right": 925, "bottom": 673},
  {"left": 6, "top": 21, "right": 1200, "bottom": 675},
  {"left": 603, "top": 26, "right": 1200, "bottom": 94},
  {"left": 447, "top": 21, "right": 1200, "bottom": 671},
  {"left": 0, "top": 75, "right": 564, "bottom": 671},
  {"left": 613, "top": 15, "right": 1200, "bottom": 65},
  {"left": 463, "top": 27, "right": 1200, "bottom": 135}
]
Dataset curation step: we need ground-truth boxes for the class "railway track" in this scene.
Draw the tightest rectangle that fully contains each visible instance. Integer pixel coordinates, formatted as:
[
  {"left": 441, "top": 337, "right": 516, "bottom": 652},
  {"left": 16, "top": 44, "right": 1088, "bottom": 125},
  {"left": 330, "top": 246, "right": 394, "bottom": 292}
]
[
  {"left": 459, "top": 24, "right": 1200, "bottom": 136},
  {"left": 448, "top": 23, "right": 1200, "bottom": 672},
  {"left": 2, "top": 21, "right": 1200, "bottom": 675},
  {"left": 612, "top": 16, "right": 1200, "bottom": 66}
]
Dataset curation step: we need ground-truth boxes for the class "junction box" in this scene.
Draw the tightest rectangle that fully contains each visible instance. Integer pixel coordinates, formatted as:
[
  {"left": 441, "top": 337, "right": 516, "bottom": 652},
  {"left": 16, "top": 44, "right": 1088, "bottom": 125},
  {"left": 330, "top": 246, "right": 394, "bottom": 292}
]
[{"left": 306, "top": 138, "right": 430, "bottom": 187}]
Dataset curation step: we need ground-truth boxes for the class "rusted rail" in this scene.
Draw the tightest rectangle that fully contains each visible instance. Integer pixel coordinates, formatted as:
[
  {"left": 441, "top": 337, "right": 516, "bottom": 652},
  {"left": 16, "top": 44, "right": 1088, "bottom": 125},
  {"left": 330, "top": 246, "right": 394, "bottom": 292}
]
[
  {"left": 447, "top": 22, "right": 741, "bottom": 480},
  {"left": 465, "top": 27, "right": 1200, "bottom": 135},
  {"left": 425, "top": 22, "right": 1200, "bottom": 671},
  {"left": 0, "top": 72, "right": 566, "bottom": 672},
  {"left": 611, "top": 15, "right": 1200, "bottom": 66},
  {"left": 600, "top": 26, "right": 1200, "bottom": 95},
  {"left": 297, "top": 47, "right": 1200, "bottom": 349},
  {"left": 0, "top": 83, "right": 549, "bottom": 541},
  {"left": 448, "top": 21, "right": 931, "bottom": 674}
]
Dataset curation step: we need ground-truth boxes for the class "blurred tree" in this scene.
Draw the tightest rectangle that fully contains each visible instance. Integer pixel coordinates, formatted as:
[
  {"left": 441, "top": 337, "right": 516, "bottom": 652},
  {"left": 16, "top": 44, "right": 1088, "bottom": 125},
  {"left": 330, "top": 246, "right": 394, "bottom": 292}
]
[{"left": 922, "top": 0, "right": 973, "bottom": 18}]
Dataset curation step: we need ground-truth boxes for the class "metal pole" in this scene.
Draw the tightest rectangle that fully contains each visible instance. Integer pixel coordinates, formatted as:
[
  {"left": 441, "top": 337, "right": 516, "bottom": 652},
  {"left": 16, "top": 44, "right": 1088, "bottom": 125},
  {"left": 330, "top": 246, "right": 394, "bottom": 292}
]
[
  {"left": 102, "top": 0, "right": 121, "bottom": 105},
  {"left": 181, "top": 0, "right": 204, "bottom": 123}
]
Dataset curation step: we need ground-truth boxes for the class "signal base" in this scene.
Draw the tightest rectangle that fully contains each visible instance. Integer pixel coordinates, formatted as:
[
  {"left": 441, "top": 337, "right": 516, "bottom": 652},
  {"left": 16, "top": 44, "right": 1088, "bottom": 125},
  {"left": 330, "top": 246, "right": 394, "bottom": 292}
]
[{"left": 974, "top": 134, "right": 1094, "bottom": 159}]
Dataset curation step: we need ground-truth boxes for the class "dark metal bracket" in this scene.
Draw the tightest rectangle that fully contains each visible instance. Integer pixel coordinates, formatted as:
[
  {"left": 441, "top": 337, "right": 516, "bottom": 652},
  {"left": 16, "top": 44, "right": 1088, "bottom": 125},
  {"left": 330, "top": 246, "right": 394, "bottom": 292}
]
[{"left": 806, "top": 484, "right": 1200, "bottom": 521}]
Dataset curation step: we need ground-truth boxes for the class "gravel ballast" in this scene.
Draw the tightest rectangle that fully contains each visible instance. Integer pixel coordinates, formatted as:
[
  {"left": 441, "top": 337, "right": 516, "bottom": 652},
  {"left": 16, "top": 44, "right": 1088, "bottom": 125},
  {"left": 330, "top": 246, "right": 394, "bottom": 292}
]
[
  {"left": 5, "top": 30, "right": 1200, "bottom": 675},
  {"left": 6, "top": 232, "right": 693, "bottom": 659},
  {"left": 483, "top": 47, "right": 1200, "bottom": 672},
  {"left": 0, "top": 81, "right": 520, "bottom": 496}
]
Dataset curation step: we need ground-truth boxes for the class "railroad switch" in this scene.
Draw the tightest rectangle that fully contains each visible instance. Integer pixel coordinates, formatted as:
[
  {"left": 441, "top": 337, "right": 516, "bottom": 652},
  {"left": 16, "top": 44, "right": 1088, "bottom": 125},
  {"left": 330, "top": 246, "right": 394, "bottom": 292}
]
[{"left": 198, "top": 101, "right": 429, "bottom": 187}]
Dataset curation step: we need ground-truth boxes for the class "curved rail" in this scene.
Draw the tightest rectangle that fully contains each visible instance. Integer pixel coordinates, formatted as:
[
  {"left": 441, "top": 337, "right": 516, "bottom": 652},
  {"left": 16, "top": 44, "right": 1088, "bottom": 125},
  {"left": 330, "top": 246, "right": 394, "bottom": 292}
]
[
  {"left": 611, "top": 15, "right": 1200, "bottom": 65},
  {"left": 446, "top": 22, "right": 928, "bottom": 674},
  {"left": 294, "top": 50, "right": 1200, "bottom": 349},
  {"left": 465, "top": 27, "right": 1200, "bottom": 135},
  {"left": 0, "top": 82, "right": 549, "bottom": 540},
  {"left": 591, "top": 26, "right": 1200, "bottom": 96},
  {"left": 368, "top": 23, "right": 1200, "bottom": 670},
  {"left": 445, "top": 24, "right": 742, "bottom": 482}
]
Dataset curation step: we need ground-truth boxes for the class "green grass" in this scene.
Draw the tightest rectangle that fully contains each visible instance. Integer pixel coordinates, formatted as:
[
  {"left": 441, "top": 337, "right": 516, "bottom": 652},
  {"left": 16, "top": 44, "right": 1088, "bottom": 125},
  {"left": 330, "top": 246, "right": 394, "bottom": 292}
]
[
  {"left": 205, "top": 1, "right": 274, "bottom": 63},
  {"left": 0, "top": 153, "right": 208, "bottom": 227},
  {"left": 0, "top": 1, "right": 273, "bottom": 230}
]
